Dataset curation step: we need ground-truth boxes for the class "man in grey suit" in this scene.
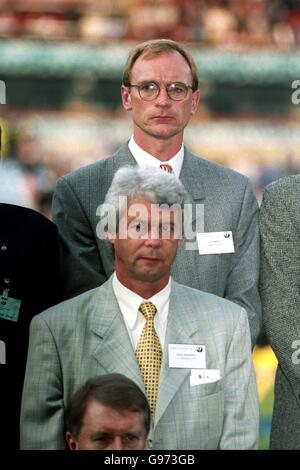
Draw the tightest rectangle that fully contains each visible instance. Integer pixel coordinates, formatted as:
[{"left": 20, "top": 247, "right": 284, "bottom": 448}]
[
  {"left": 21, "top": 166, "right": 259, "bottom": 450},
  {"left": 260, "top": 175, "right": 300, "bottom": 449},
  {"left": 52, "top": 39, "right": 261, "bottom": 347}
]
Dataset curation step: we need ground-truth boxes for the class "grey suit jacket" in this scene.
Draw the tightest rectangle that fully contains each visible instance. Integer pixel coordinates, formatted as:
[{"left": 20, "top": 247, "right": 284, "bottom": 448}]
[
  {"left": 52, "top": 144, "right": 261, "bottom": 345},
  {"left": 260, "top": 175, "right": 300, "bottom": 449},
  {"left": 20, "top": 277, "right": 259, "bottom": 450}
]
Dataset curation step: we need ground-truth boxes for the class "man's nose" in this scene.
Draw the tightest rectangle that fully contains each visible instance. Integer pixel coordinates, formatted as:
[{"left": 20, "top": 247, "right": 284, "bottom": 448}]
[
  {"left": 144, "top": 226, "right": 162, "bottom": 246},
  {"left": 109, "top": 436, "right": 124, "bottom": 450},
  {"left": 155, "top": 86, "right": 171, "bottom": 105},
  {"left": 145, "top": 237, "right": 161, "bottom": 248}
]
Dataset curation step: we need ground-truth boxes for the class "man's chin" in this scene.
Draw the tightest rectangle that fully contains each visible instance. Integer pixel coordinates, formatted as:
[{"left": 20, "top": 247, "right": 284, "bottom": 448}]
[
  {"left": 134, "top": 269, "right": 164, "bottom": 282},
  {"left": 145, "top": 125, "right": 180, "bottom": 140}
]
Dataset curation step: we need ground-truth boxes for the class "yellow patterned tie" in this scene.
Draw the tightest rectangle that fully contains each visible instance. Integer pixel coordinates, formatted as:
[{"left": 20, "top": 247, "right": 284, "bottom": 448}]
[{"left": 135, "top": 302, "right": 162, "bottom": 418}]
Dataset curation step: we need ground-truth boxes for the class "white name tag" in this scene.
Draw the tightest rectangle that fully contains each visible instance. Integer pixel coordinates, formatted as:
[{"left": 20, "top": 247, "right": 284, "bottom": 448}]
[
  {"left": 197, "top": 231, "right": 235, "bottom": 255},
  {"left": 169, "top": 344, "right": 206, "bottom": 369},
  {"left": 190, "top": 369, "right": 221, "bottom": 386}
]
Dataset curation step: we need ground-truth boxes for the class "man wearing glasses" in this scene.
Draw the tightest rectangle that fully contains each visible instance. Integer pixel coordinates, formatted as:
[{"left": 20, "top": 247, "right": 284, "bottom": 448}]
[{"left": 52, "top": 39, "right": 261, "bottom": 346}]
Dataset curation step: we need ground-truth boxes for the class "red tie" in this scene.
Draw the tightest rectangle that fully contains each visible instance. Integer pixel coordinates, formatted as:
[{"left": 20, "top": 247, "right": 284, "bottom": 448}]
[{"left": 160, "top": 164, "right": 173, "bottom": 173}]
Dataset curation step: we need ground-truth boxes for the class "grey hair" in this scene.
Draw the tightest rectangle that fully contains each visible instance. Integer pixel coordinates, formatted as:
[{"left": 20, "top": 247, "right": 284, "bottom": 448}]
[{"left": 104, "top": 165, "right": 191, "bottom": 218}]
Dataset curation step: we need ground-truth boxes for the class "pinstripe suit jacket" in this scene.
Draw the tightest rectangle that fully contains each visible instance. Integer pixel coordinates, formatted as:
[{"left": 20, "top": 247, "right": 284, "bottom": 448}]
[
  {"left": 20, "top": 277, "right": 259, "bottom": 450},
  {"left": 260, "top": 175, "right": 300, "bottom": 449},
  {"left": 52, "top": 144, "right": 261, "bottom": 346}
]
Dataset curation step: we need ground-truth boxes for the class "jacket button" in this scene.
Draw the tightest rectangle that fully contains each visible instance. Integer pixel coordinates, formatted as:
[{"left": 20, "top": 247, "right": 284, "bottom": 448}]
[{"left": 1, "top": 245, "right": 7, "bottom": 251}]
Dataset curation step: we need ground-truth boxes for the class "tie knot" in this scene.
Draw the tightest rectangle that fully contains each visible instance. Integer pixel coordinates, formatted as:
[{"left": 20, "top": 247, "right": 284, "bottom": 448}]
[
  {"left": 160, "top": 164, "right": 173, "bottom": 173},
  {"left": 139, "top": 302, "right": 157, "bottom": 321}
]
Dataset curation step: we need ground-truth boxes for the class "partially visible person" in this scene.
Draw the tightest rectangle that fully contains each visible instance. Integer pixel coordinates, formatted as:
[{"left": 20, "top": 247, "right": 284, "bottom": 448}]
[
  {"left": 21, "top": 166, "right": 259, "bottom": 450},
  {"left": 260, "top": 175, "right": 300, "bottom": 449},
  {"left": 1, "top": 125, "right": 62, "bottom": 449},
  {"left": 0, "top": 203, "right": 61, "bottom": 449},
  {"left": 52, "top": 38, "right": 261, "bottom": 347},
  {"left": 0, "top": 125, "right": 33, "bottom": 207},
  {"left": 65, "top": 374, "right": 150, "bottom": 450},
  {"left": 0, "top": 126, "right": 53, "bottom": 209}
]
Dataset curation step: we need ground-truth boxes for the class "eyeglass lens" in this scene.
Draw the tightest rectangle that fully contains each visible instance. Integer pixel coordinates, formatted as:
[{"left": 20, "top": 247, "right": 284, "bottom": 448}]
[{"left": 137, "top": 82, "right": 189, "bottom": 101}]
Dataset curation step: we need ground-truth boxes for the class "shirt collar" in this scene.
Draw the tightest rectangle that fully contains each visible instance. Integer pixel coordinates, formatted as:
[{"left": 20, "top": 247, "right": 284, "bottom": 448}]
[
  {"left": 112, "top": 272, "right": 171, "bottom": 329},
  {"left": 128, "top": 136, "right": 183, "bottom": 178}
]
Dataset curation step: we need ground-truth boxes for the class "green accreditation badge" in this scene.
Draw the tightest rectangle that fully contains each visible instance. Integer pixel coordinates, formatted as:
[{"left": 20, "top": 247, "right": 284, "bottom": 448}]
[{"left": 0, "top": 288, "right": 21, "bottom": 322}]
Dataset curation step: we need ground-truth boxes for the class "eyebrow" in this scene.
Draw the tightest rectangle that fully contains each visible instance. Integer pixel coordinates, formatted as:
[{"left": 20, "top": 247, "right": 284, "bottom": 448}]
[
  {"left": 91, "top": 431, "right": 109, "bottom": 440},
  {"left": 91, "top": 431, "right": 142, "bottom": 440},
  {"left": 136, "top": 80, "right": 188, "bottom": 84}
]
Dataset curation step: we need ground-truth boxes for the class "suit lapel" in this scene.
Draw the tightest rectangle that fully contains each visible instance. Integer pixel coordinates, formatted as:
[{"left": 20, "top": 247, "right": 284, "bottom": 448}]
[
  {"left": 111, "top": 142, "right": 137, "bottom": 172},
  {"left": 154, "top": 280, "right": 201, "bottom": 426},
  {"left": 90, "top": 277, "right": 145, "bottom": 393},
  {"left": 179, "top": 149, "right": 206, "bottom": 242},
  {"left": 171, "top": 149, "right": 207, "bottom": 278},
  {"left": 180, "top": 148, "right": 205, "bottom": 204}
]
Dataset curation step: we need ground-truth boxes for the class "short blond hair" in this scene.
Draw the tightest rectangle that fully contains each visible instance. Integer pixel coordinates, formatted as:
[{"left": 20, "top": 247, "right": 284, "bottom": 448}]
[{"left": 122, "top": 39, "right": 199, "bottom": 91}]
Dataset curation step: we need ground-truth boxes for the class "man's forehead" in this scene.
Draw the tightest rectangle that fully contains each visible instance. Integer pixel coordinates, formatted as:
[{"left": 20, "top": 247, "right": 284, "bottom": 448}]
[
  {"left": 126, "top": 198, "right": 180, "bottom": 214},
  {"left": 87, "top": 400, "right": 143, "bottom": 420},
  {"left": 128, "top": 196, "right": 152, "bottom": 205},
  {"left": 131, "top": 51, "right": 192, "bottom": 78}
]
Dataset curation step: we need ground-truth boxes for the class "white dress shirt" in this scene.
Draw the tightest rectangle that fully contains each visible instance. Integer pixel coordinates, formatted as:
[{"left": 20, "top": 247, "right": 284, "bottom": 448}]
[
  {"left": 112, "top": 272, "right": 170, "bottom": 350},
  {"left": 128, "top": 136, "right": 183, "bottom": 178}
]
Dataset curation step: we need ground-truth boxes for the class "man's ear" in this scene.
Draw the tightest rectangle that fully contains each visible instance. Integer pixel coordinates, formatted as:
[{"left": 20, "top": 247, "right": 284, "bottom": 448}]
[
  {"left": 121, "top": 84, "right": 132, "bottom": 111},
  {"left": 144, "top": 438, "right": 150, "bottom": 450},
  {"left": 191, "top": 89, "right": 200, "bottom": 115},
  {"left": 66, "top": 432, "right": 78, "bottom": 450}
]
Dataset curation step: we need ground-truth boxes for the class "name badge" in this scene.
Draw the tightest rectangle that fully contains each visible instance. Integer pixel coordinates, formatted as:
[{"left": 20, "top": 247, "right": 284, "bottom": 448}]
[
  {"left": 190, "top": 369, "right": 221, "bottom": 386},
  {"left": 0, "top": 297, "right": 21, "bottom": 322},
  {"left": 169, "top": 344, "right": 206, "bottom": 369},
  {"left": 197, "top": 231, "right": 235, "bottom": 255},
  {"left": 0, "top": 280, "right": 21, "bottom": 322}
]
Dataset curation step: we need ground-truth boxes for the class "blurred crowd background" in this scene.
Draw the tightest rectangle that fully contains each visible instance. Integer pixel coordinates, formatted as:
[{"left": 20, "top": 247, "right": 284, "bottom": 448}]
[
  {"left": 0, "top": 0, "right": 300, "bottom": 46},
  {"left": 1, "top": 0, "right": 299, "bottom": 448}
]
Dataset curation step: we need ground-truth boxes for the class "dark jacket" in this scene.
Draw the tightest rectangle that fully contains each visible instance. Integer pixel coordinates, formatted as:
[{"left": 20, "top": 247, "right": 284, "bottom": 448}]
[{"left": 0, "top": 203, "right": 61, "bottom": 449}]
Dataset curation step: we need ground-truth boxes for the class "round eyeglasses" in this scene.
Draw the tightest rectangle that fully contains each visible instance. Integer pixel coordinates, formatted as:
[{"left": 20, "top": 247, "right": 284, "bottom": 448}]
[{"left": 128, "top": 81, "right": 193, "bottom": 101}]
